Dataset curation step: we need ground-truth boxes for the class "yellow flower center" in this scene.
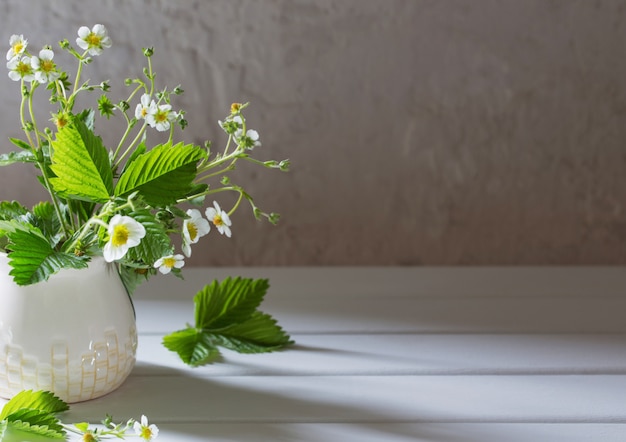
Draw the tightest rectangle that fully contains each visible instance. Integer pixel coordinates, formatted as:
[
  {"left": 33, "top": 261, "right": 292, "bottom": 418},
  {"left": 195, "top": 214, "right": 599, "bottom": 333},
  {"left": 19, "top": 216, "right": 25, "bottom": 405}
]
[
  {"left": 111, "top": 224, "right": 129, "bottom": 247},
  {"left": 141, "top": 107, "right": 149, "bottom": 117},
  {"left": 187, "top": 222, "right": 198, "bottom": 241},
  {"left": 213, "top": 215, "right": 224, "bottom": 227},
  {"left": 41, "top": 59, "right": 55, "bottom": 73},
  {"left": 55, "top": 114, "right": 69, "bottom": 129},
  {"left": 86, "top": 33, "right": 101, "bottom": 47},
  {"left": 141, "top": 426, "right": 153, "bottom": 439},
  {"left": 16, "top": 61, "right": 31, "bottom": 75},
  {"left": 163, "top": 257, "right": 176, "bottom": 268},
  {"left": 12, "top": 42, "right": 24, "bottom": 55},
  {"left": 155, "top": 110, "right": 168, "bottom": 123},
  {"left": 82, "top": 433, "right": 97, "bottom": 442}
]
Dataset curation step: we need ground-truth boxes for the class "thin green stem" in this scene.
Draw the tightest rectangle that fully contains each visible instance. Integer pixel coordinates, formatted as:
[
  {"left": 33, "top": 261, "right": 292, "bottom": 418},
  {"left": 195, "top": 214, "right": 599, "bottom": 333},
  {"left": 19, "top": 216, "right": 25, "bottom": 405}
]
[
  {"left": 72, "top": 51, "right": 88, "bottom": 95},
  {"left": 113, "top": 122, "right": 147, "bottom": 169},
  {"left": 228, "top": 190, "right": 244, "bottom": 216},
  {"left": 196, "top": 146, "right": 243, "bottom": 176},
  {"left": 194, "top": 161, "right": 236, "bottom": 183},
  {"left": 112, "top": 84, "right": 145, "bottom": 160}
]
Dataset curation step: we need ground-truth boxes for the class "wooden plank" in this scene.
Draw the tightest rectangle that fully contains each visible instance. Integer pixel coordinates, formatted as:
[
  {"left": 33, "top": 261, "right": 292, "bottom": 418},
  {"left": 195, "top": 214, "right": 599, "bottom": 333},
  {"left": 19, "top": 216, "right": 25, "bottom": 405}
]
[
  {"left": 63, "top": 375, "right": 626, "bottom": 423},
  {"left": 134, "top": 296, "right": 626, "bottom": 333},
  {"left": 133, "top": 333, "right": 626, "bottom": 376},
  {"left": 57, "top": 423, "right": 626, "bottom": 442}
]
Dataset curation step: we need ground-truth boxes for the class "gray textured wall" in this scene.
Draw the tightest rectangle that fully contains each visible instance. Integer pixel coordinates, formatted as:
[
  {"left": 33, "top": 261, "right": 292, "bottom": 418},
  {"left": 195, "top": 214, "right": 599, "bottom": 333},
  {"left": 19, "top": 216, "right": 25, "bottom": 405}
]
[{"left": 1, "top": 0, "right": 626, "bottom": 266}]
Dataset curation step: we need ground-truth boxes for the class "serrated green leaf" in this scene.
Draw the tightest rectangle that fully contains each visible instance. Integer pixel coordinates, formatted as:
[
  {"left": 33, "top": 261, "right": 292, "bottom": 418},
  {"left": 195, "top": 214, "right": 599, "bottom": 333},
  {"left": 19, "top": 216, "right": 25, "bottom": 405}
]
[
  {"left": 162, "top": 328, "right": 221, "bottom": 367},
  {"left": 25, "top": 202, "right": 63, "bottom": 247},
  {"left": 49, "top": 120, "right": 113, "bottom": 203},
  {"left": 120, "top": 140, "right": 147, "bottom": 175},
  {"left": 195, "top": 278, "right": 269, "bottom": 330},
  {"left": 6, "top": 410, "right": 65, "bottom": 438},
  {"left": 211, "top": 311, "right": 293, "bottom": 353},
  {"left": 0, "top": 201, "right": 29, "bottom": 221},
  {"left": 0, "top": 150, "right": 36, "bottom": 166},
  {"left": 6, "top": 228, "right": 88, "bottom": 285},
  {"left": 0, "top": 390, "right": 68, "bottom": 420},
  {"left": 115, "top": 142, "right": 206, "bottom": 206}
]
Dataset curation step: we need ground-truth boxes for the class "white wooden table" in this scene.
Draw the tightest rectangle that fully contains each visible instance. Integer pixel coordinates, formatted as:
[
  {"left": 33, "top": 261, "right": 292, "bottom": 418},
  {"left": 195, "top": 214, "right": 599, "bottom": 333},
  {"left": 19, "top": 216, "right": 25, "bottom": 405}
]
[{"left": 7, "top": 267, "right": 626, "bottom": 441}]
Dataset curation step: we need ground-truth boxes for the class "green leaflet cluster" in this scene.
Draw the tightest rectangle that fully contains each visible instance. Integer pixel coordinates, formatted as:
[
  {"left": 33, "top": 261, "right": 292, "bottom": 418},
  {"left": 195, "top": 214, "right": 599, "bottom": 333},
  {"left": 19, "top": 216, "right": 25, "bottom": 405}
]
[
  {"left": 0, "top": 390, "right": 68, "bottom": 439},
  {"left": 163, "top": 277, "right": 293, "bottom": 367}
]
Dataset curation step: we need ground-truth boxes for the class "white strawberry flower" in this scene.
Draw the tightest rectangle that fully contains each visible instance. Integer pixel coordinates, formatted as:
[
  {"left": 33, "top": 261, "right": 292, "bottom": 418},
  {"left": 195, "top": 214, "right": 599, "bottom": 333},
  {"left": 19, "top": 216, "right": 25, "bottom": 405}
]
[
  {"left": 181, "top": 209, "right": 211, "bottom": 257},
  {"left": 31, "top": 49, "right": 60, "bottom": 84},
  {"left": 154, "top": 254, "right": 185, "bottom": 275},
  {"left": 235, "top": 128, "right": 261, "bottom": 149},
  {"left": 76, "top": 24, "right": 112, "bottom": 56},
  {"left": 7, "top": 55, "right": 34, "bottom": 82},
  {"left": 135, "top": 93, "right": 154, "bottom": 120},
  {"left": 6, "top": 34, "right": 27, "bottom": 60},
  {"left": 133, "top": 415, "right": 159, "bottom": 440},
  {"left": 205, "top": 201, "right": 232, "bottom": 238},
  {"left": 146, "top": 102, "right": 177, "bottom": 132},
  {"left": 103, "top": 214, "right": 146, "bottom": 262}
]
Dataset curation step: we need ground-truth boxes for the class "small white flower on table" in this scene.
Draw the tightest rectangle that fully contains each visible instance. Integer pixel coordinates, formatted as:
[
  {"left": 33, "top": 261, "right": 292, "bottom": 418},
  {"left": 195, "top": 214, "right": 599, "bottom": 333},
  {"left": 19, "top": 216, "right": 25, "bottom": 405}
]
[{"left": 134, "top": 414, "right": 159, "bottom": 440}]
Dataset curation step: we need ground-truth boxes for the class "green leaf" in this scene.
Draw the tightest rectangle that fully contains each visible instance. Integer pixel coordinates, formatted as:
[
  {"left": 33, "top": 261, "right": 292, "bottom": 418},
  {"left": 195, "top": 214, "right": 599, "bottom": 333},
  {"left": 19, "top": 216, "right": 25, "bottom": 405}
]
[
  {"left": 75, "top": 108, "right": 95, "bottom": 131},
  {"left": 211, "top": 311, "right": 293, "bottom": 353},
  {"left": 9, "top": 137, "right": 32, "bottom": 150},
  {"left": 124, "top": 208, "right": 172, "bottom": 265},
  {"left": 5, "top": 409, "right": 65, "bottom": 438},
  {"left": 115, "top": 142, "right": 206, "bottom": 206},
  {"left": 194, "top": 277, "right": 269, "bottom": 330},
  {"left": 6, "top": 228, "right": 88, "bottom": 285},
  {"left": 162, "top": 328, "right": 221, "bottom": 367},
  {"left": 25, "top": 202, "right": 63, "bottom": 247},
  {"left": 0, "top": 390, "right": 68, "bottom": 420},
  {"left": 120, "top": 140, "right": 147, "bottom": 175},
  {"left": 49, "top": 120, "right": 113, "bottom": 203},
  {"left": 118, "top": 264, "right": 152, "bottom": 296},
  {"left": 0, "top": 150, "right": 36, "bottom": 166},
  {"left": 0, "top": 201, "right": 29, "bottom": 221}
]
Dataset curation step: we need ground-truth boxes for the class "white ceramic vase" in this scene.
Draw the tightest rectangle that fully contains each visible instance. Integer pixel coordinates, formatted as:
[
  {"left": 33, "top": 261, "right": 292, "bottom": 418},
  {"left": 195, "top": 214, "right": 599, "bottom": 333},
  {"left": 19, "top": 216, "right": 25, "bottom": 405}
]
[{"left": 0, "top": 253, "right": 137, "bottom": 403}]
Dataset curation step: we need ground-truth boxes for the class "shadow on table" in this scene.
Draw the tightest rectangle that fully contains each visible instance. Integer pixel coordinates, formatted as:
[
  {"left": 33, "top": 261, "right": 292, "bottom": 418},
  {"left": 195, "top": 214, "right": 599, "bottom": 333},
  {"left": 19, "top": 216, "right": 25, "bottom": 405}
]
[{"left": 64, "top": 362, "right": 425, "bottom": 442}]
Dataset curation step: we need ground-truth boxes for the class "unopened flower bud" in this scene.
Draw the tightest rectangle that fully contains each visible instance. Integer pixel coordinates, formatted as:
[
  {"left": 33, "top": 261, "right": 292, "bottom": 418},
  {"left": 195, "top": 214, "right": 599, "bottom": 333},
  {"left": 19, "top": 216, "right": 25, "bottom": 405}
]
[{"left": 279, "top": 160, "right": 290, "bottom": 171}]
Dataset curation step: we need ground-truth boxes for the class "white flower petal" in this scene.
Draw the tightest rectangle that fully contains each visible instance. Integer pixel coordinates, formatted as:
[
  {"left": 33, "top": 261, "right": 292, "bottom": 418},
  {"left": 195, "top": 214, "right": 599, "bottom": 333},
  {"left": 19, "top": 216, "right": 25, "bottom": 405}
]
[
  {"left": 77, "top": 26, "right": 91, "bottom": 39},
  {"left": 182, "top": 241, "right": 192, "bottom": 258},
  {"left": 39, "top": 49, "right": 54, "bottom": 60}
]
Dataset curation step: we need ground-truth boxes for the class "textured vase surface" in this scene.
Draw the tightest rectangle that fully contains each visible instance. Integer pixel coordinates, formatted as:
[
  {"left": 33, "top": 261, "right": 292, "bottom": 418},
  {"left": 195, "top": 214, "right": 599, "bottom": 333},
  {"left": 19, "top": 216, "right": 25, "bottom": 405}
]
[{"left": 0, "top": 254, "right": 137, "bottom": 403}]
